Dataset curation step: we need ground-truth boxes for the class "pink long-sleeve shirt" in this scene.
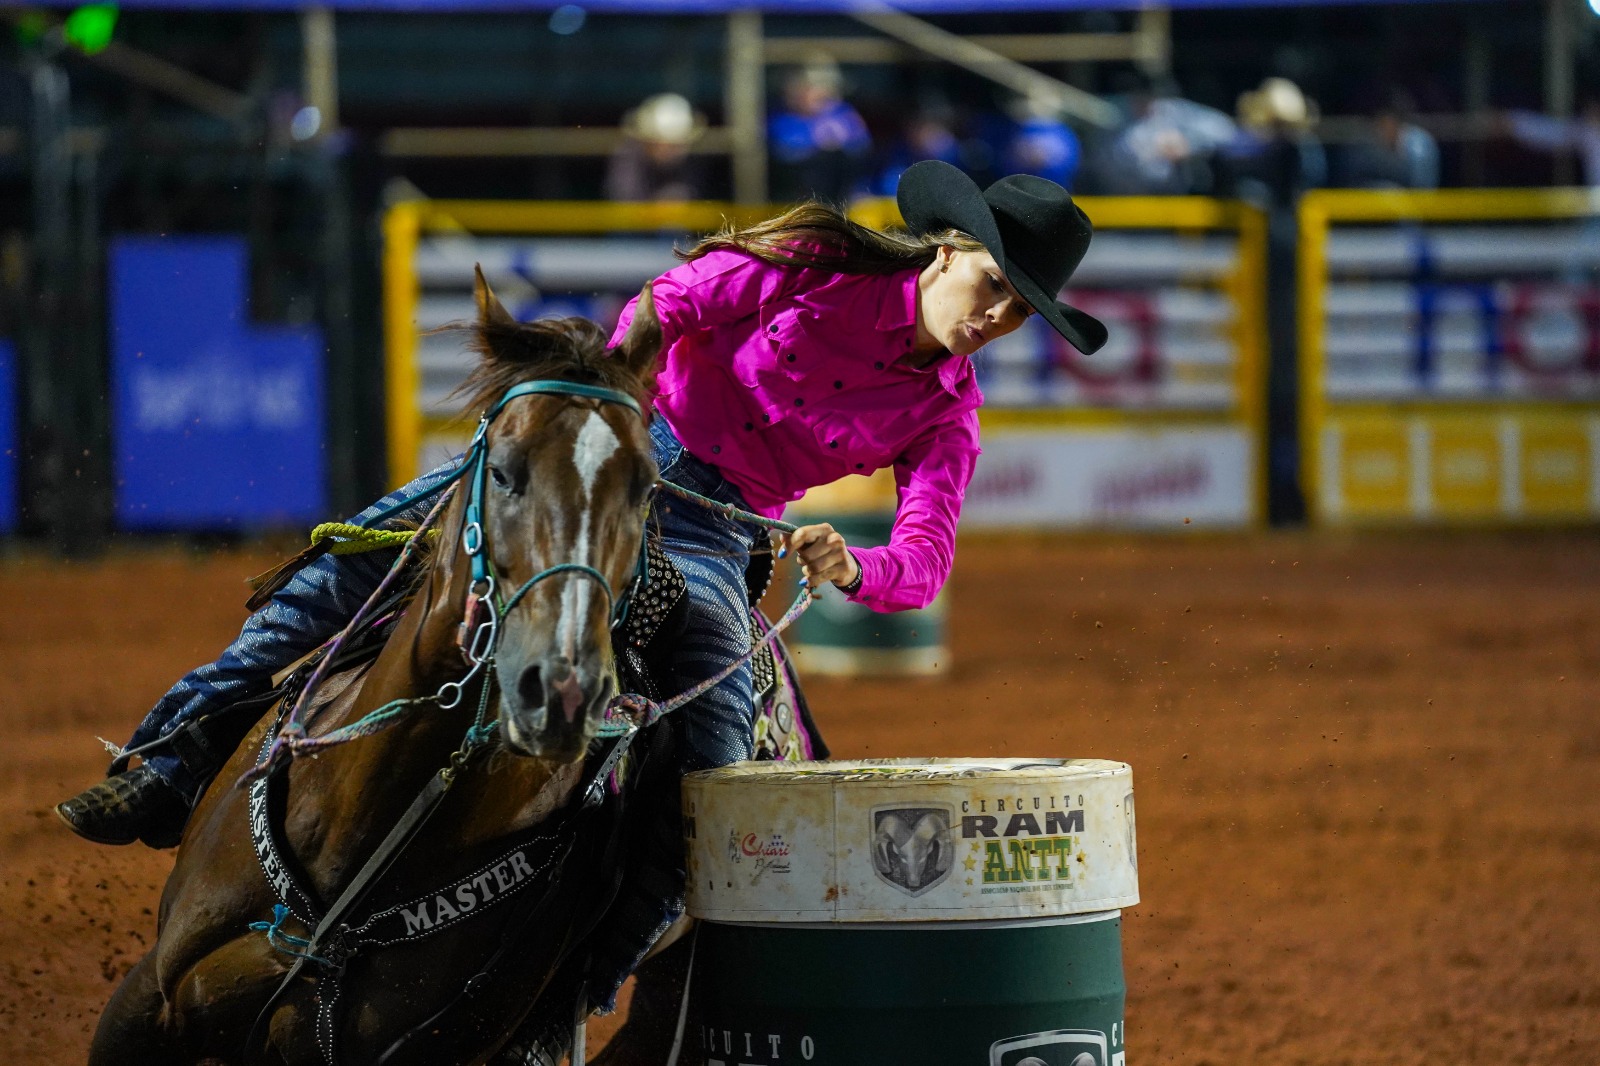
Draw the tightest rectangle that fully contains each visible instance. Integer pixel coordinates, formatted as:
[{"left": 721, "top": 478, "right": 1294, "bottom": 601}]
[{"left": 609, "top": 248, "right": 983, "bottom": 613}]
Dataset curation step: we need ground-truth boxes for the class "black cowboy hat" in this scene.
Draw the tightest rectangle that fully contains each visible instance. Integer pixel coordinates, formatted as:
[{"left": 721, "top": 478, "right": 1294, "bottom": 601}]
[{"left": 897, "top": 160, "right": 1107, "bottom": 355}]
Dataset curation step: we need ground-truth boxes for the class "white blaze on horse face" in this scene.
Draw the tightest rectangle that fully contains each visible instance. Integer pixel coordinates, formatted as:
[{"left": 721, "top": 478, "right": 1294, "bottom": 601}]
[
  {"left": 573, "top": 411, "right": 621, "bottom": 492},
  {"left": 560, "top": 411, "right": 622, "bottom": 659}
]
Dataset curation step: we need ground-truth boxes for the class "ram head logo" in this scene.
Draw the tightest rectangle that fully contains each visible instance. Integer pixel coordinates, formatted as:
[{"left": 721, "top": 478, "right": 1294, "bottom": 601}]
[
  {"left": 990, "top": 1028, "right": 1108, "bottom": 1066},
  {"left": 870, "top": 806, "right": 954, "bottom": 896}
]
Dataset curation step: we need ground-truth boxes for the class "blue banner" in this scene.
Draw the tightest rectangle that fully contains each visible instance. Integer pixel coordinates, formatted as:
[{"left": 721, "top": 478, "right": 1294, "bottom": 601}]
[
  {"left": 110, "top": 237, "right": 327, "bottom": 530},
  {"left": 0, "top": 340, "right": 15, "bottom": 533}
]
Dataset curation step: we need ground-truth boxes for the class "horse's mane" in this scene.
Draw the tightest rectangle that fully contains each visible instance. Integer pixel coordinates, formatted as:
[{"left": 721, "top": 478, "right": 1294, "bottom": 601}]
[
  {"left": 393, "top": 313, "right": 653, "bottom": 574},
  {"left": 450, "top": 315, "right": 654, "bottom": 419}
]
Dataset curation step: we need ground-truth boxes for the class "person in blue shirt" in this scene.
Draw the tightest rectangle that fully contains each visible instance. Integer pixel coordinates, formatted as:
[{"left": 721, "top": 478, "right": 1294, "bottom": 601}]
[
  {"left": 768, "top": 56, "right": 873, "bottom": 204},
  {"left": 1004, "top": 92, "right": 1083, "bottom": 190},
  {"left": 1337, "top": 94, "right": 1439, "bottom": 191},
  {"left": 874, "top": 102, "right": 965, "bottom": 197}
]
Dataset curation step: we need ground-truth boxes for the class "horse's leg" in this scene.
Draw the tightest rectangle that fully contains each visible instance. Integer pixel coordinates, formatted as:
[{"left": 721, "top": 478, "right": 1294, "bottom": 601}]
[
  {"left": 89, "top": 951, "right": 181, "bottom": 1066},
  {"left": 92, "top": 936, "right": 302, "bottom": 1066},
  {"left": 169, "top": 934, "right": 314, "bottom": 1066}
]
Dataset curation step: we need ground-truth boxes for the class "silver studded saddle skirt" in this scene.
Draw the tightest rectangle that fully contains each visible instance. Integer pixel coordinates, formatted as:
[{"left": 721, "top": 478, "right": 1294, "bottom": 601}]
[{"left": 612, "top": 539, "right": 823, "bottom": 764}]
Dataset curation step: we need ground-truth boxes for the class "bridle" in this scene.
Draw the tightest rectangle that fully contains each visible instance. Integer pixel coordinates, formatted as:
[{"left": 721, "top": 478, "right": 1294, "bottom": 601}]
[
  {"left": 452, "top": 380, "right": 651, "bottom": 688},
  {"left": 248, "top": 378, "right": 653, "bottom": 771}
]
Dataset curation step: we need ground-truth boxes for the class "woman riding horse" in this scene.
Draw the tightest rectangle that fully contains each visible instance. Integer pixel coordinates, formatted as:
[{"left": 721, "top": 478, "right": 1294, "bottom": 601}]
[{"left": 58, "top": 160, "right": 1106, "bottom": 1041}]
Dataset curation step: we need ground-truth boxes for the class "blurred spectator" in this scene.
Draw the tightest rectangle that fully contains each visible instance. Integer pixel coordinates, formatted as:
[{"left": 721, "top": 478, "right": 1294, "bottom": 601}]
[
  {"left": 1501, "top": 94, "right": 1600, "bottom": 187},
  {"left": 604, "top": 92, "right": 708, "bottom": 203},
  {"left": 1225, "top": 77, "right": 1326, "bottom": 209},
  {"left": 769, "top": 56, "right": 873, "bottom": 204},
  {"left": 1500, "top": 94, "right": 1600, "bottom": 283},
  {"left": 1106, "top": 76, "right": 1239, "bottom": 195},
  {"left": 1003, "top": 92, "right": 1082, "bottom": 190},
  {"left": 1223, "top": 77, "right": 1325, "bottom": 527},
  {"left": 873, "top": 102, "right": 963, "bottom": 197},
  {"left": 1338, "top": 93, "right": 1439, "bottom": 189}
]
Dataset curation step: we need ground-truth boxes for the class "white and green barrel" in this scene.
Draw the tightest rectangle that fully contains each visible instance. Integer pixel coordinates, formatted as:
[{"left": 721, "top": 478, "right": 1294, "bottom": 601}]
[
  {"left": 682, "top": 758, "right": 1139, "bottom": 1065},
  {"left": 786, "top": 473, "right": 948, "bottom": 677}
]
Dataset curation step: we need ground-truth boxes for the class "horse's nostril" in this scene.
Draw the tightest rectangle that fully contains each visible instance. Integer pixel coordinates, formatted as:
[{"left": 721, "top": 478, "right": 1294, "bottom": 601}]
[{"left": 516, "top": 664, "right": 544, "bottom": 708}]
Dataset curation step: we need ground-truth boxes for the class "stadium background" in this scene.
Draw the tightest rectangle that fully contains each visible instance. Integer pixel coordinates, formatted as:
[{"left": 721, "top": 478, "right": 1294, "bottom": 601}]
[{"left": 2, "top": 1, "right": 1599, "bottom": 1063}]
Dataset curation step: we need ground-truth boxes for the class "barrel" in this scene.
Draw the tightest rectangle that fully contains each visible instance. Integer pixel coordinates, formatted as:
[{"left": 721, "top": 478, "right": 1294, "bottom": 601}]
[
  {"left": 682, "top": 758, "right": 1139, "bottom": 1065},
  {"left": 786, "top": 472, "right": 948, "bottom": 677}
]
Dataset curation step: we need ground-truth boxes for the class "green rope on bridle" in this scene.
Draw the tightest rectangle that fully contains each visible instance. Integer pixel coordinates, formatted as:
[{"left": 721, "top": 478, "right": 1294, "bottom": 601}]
[{"left": 309, "top": 521, "right": 441, "bottom": 555}]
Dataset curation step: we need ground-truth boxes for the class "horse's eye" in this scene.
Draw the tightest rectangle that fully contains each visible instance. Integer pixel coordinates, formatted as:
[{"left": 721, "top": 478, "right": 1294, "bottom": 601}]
[{"left": 489, "top": 465, "right": 510, "bottom": 490}]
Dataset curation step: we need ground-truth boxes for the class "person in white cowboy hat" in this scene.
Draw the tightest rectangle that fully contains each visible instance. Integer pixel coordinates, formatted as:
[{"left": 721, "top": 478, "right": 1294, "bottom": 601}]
[
  {"left": 1237, "top": 77, "right": 1318, "bottom": 138},
  {"left": 604, "top": 91, "right": 708, "bottom": 203},
  {"left": 1221, "top": 76, "right": 1326, "bottom": 209}
]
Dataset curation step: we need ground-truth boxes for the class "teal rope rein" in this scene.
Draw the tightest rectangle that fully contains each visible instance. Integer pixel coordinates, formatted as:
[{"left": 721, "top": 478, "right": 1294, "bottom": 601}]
[
  {"left": 244, "top": 477, "right": 814, "bottom": 764},
  {"left": 240, "top": 482, "right": 461, "bottom": 784},
  {"left": 596, "top": 582, "right": 811, "bottom": 738}
]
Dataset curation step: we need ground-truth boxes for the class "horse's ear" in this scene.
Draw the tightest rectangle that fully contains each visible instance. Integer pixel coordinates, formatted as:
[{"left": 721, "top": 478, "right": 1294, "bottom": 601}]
[
  {"left": 474, "top": 265, "right": 516, "bottom": 329},
  {"left": 613, "top": 282, "right": 662, "bottom": 386}
]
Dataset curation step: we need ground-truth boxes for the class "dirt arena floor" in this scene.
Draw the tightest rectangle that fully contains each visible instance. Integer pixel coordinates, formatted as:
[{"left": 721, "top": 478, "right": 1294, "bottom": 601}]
[{"left": 2, "top": 530, "right": 1598, "bottom": 1065}]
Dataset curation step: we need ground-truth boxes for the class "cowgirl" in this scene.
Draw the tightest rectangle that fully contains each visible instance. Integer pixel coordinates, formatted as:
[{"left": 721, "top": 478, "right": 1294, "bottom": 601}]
[{"left": 58, "top": 160, "right": 1107, "bottom": 859}]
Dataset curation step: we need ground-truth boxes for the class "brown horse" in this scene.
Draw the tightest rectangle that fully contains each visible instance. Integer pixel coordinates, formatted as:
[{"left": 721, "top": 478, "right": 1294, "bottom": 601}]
[{"left": 91, "top": 272, "right": 673, "bottom": 1065}]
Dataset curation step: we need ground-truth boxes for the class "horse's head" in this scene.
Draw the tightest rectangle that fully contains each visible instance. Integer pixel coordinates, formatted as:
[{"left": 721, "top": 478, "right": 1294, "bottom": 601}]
[{"left": 451, "top": 268, "right": 661, "bottom": 763}]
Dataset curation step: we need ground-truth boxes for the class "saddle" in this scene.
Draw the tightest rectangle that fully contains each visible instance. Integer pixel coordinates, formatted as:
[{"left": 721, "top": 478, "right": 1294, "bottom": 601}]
[{"left": 616, "top": 539, "right": 784, "bottom": 705}]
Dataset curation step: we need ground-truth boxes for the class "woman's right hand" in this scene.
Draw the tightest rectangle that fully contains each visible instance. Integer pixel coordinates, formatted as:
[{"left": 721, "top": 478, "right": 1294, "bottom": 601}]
[{"left": 784, "top": 523, "right": 861, "bottom": 593}]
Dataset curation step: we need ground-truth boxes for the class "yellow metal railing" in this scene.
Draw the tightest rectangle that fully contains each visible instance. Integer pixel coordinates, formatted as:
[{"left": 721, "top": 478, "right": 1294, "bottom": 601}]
[
  {"left": 385, "top": 197, "right": 1269, "bottom": 518},
  {"left": 1297, "top": 187, "right": 1600, "bottom": 525}
]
